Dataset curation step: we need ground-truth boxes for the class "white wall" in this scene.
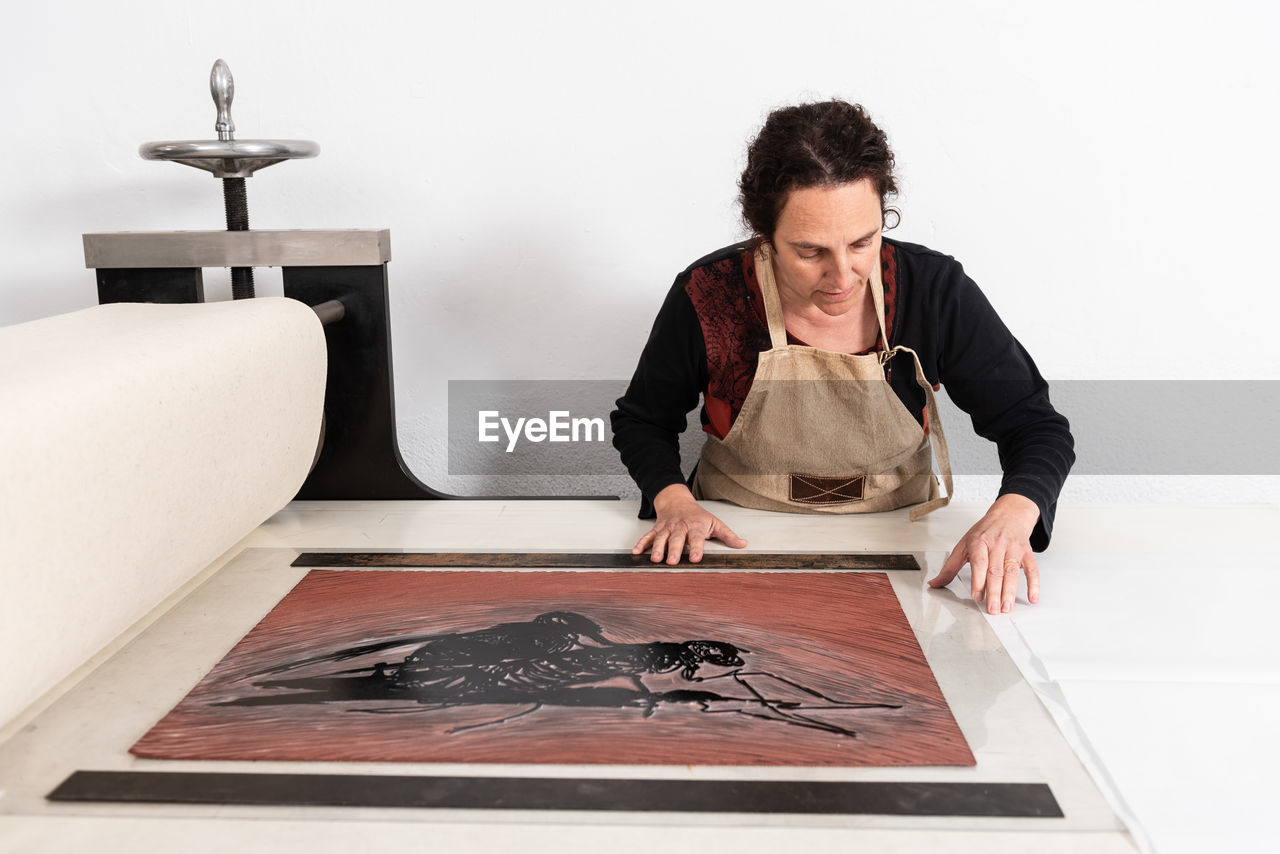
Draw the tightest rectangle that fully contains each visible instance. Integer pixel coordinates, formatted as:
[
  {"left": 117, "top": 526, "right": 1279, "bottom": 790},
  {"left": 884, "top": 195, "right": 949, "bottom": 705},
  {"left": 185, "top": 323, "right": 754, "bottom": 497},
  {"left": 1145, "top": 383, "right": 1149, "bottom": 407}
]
[{"left": 2, "top": 0, "right": 1276, "bottom": 502}]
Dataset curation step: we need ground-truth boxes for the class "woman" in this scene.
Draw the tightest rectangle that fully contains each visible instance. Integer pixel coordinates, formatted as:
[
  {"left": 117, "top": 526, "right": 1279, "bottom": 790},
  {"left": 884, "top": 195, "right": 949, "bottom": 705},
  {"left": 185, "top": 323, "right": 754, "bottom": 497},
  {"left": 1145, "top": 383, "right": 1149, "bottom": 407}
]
[{"left": 610, "top": 101, "right": 1074, "bottom": 614}]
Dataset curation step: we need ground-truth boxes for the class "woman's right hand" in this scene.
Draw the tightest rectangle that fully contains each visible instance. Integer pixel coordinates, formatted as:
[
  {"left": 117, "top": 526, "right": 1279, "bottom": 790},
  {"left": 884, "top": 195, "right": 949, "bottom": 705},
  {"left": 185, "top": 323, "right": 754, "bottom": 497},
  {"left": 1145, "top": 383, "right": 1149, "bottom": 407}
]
[{"left": 632, "top": 484, "right": 748, "bottom": 565}]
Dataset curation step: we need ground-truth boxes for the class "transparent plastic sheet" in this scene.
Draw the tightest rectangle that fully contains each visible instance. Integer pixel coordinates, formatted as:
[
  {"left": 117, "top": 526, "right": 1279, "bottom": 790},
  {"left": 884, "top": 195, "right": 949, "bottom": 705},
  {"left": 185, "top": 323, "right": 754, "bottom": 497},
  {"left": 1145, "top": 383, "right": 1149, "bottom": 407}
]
[{"left": 977, "top": 548, "right": 1280, "bottom": 854}]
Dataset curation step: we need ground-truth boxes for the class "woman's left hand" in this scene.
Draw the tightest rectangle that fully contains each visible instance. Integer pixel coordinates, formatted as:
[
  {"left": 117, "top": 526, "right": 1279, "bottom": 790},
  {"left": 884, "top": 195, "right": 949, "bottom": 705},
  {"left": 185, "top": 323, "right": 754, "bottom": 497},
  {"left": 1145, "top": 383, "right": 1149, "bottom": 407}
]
[{"left": 928, "top": 494, "right": 1041, "bottom": 614}]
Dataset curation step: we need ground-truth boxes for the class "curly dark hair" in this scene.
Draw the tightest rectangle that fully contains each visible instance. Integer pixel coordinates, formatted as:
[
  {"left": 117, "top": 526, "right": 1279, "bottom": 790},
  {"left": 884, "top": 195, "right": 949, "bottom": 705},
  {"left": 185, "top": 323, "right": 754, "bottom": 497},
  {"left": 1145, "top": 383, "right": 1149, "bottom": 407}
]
[{"left": 739, "top": 101, "right": 899, "bottom": 241}]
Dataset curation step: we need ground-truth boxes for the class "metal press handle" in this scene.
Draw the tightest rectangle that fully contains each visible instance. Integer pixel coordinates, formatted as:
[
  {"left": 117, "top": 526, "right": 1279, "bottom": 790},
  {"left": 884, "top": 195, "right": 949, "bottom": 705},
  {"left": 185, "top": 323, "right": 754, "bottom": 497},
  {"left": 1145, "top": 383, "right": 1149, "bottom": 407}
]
[{"left": 211, "top": 59, "right": 235, "bottom": 141}]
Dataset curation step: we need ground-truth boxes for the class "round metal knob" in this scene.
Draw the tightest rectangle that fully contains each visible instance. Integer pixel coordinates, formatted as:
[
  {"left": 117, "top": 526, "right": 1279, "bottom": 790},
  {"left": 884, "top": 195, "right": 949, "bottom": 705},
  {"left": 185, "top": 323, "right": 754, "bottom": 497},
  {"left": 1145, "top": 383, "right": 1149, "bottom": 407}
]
[
  {"left": 138, "top": 60, "right": 319, "bottom": 179},
  {"left": 139, "top": 139, "right": 320, "bottom": 179}
]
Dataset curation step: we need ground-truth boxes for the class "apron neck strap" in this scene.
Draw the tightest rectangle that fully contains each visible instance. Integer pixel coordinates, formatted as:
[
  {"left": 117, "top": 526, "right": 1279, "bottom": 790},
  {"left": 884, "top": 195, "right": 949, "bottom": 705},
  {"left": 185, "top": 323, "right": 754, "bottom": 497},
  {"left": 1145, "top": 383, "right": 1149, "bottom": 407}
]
[
  {"left": 867, "top": 246, "right": 889, "bottom": 345},
  {"left": 755, "top": 242, "right": 890, "bottom": 350},
  {"left": 754, "top": 243, "right": 789, "bottom": 350}
]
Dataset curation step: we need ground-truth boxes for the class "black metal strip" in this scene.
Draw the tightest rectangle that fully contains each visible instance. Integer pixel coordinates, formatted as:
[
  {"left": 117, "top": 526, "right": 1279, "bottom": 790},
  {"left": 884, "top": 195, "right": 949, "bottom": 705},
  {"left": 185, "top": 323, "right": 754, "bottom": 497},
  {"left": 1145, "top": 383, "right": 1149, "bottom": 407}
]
[
  {"left": 290, "top": 552, "right": 922, "bottom": 571},
  {"left": 48, "top": 771, "right": 1059, "bottom": 817}
]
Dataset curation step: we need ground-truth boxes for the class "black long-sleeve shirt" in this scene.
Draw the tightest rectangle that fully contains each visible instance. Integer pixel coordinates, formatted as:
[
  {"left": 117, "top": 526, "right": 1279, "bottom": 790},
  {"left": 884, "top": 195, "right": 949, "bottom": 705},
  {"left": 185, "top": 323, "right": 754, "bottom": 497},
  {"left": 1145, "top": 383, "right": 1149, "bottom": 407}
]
[{"left": 610, "top": 238, "right": 1075, "bottom": 551}]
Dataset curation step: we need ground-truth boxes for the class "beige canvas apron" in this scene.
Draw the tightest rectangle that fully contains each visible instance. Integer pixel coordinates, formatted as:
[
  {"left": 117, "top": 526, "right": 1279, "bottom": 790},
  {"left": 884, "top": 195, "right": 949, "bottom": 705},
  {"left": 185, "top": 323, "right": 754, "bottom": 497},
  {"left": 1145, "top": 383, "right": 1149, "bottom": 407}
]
[{"left": 692, "top": 244, "right": 953, "bottom": 521}]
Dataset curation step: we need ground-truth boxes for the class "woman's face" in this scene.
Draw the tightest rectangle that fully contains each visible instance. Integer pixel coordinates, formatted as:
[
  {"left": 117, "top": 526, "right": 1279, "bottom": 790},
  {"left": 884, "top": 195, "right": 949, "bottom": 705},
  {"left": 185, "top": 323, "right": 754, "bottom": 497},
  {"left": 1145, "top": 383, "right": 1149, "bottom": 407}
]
[{"left": 769, "top": 180, "right": 882, "bottom": 318}]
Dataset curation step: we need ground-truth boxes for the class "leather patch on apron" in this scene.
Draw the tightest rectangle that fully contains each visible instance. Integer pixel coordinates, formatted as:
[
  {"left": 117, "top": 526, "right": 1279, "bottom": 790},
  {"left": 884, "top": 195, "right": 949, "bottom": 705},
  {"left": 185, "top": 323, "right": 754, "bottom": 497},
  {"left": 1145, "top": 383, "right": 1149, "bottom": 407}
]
[{"left": 789, "top": 474, "right": 866, "bottom": 505}]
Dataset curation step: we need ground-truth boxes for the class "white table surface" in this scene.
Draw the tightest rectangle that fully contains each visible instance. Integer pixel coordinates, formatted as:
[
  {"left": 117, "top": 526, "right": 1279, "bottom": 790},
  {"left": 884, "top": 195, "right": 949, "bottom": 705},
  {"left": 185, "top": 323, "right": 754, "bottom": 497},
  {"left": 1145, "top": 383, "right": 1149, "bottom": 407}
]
[{"left": 2, "top": 498, "right": 1275, "bottom": 854}]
